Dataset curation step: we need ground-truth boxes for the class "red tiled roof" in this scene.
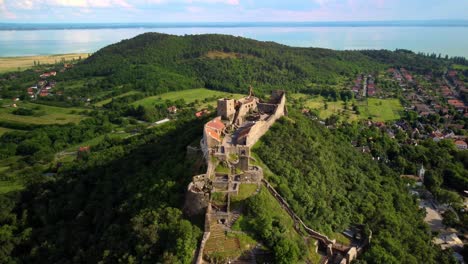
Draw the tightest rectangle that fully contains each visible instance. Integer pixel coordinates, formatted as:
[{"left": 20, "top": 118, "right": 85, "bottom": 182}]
[
  {"left": 79, "top": 146, "right": 90, "bottom": 152},
  {"left": 206, "top": 117, "right": 225, "bottom": 131},
  {"left": 454, "top": 140, "right": 467, "bottom": 147},
  {"left": 205, "top": 127, "right": 221, "bottom": 142},
  {"left": 448, "top": 99, "right": 465, "bottom": 107}
]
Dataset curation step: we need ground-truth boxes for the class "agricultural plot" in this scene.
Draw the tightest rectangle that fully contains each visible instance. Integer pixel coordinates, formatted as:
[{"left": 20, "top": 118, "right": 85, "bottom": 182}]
[
  {"left": 0, "top": 102, "right": 86, "bottom": 125},
  {"left": 0, "top": 53, "right": 88, "bottom": 73}
]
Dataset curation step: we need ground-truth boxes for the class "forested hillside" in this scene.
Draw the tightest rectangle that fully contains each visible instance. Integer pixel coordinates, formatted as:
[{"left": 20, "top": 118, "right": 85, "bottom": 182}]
[
  {"left": 253, "top": 111, "right": 455, "bottom": 264},
  {"left": 58, "top": 33, "right": 446, "bottom": 96},
  {"left": 1, "top": 118, "right": 204, "bottom": 263}
]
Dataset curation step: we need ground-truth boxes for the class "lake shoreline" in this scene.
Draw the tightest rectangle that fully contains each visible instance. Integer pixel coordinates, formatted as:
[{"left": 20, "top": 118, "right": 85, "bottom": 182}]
[{"left": 0, "top": 53, "right": 89, "bottom": 73}]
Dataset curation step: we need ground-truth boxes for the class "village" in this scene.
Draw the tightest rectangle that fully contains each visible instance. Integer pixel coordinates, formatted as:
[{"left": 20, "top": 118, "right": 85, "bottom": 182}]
[
  {"left": 347, "top": 66, "right": 467, "bottom": 149},
  {"left": 344, "top": 66, "right": 468, "bottom": 263}
]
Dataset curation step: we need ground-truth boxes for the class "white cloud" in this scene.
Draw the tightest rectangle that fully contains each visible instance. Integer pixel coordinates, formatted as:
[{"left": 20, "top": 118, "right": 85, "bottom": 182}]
[
  {"left": 0, "top": 0, "right": 17, "bottom": 18},
  {"left": 147, "top": 0, "right": 239, "bottom": 5},
  {"left": 8, "top": 0, "right": 132, "bottom": 9}
]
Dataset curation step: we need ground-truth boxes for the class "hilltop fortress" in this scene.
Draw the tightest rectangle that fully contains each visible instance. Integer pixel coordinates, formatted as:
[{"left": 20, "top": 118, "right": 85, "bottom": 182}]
[
  {"left": 185, "top": 88, "right": 286, "bottom": 216},
  {"left": 185, "top": 88, "right": 365, "bottom": 263}
]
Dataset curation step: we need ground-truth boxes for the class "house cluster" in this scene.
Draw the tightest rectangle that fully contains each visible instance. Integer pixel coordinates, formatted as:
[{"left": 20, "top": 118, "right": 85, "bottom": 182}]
[
  {"left": 351, "top": 74, "right": 363, "bottom": 94},
  {"left": 367, "top": 75, "right": 376, "bottom": 96},
  {"left": 399, "top": 68, "right": 467, "bottom": 121},
  {"left": 26, "top": 79, "right": 57, "bottom": 99},
  {"left": 388, "top": 67, "right": 414, "bottom": 88},
  {"left": 362, "top": 120, "right": 467, "bottom": 151},
  {"left": 39, "top": 71, "right": 56, "bottom": 79},
  {"left": 26, "top": 71, "right": 60, "bottom": 99},
  {"left": 350, "top": 73, "right": 378, "bottom": 97},
  {"left": 445, "top": 70, "right": 468, "bottom": 113}
]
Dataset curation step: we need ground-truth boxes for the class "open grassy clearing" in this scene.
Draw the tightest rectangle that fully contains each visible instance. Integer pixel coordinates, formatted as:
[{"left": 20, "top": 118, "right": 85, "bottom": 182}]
[
  {"left": 132, "top": 88, "right": 244, "bottom": 109},
  {"left": 0, "top": 101, "right": 86, "bottom": 125},
  {"left": 294, "top": 94, "right": 403, "bottom": 122},
  {"left": 0, "top": 53, "right": 89, "bottom": 73},
  {"left": 361, "top": 98, "right": 403, "bottom": 121},
  {"left": 94, "top": 91, "right": 143, "bottom": 107},
  {"left": 0, "top": 126, "right": 16, "bottom": 136},
  {"left": 452, "top": 64, "right": 468, "bottom": 71},
  {"left": 0, "top": 181, "right": 23, "bottom": 194},
  {"left": 204, "top": 50, "right": 256, "bottom": 59}
]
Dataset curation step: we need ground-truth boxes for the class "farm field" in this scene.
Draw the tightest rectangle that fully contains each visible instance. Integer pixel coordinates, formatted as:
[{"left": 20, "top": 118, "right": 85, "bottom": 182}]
[
  {"left": 131, "top": 88, "right": 244, "bottom": 109},
  {"left": 94, "top": 91, "right": 143, "bottom": 107},
  {"left": 0, "top": 53, "right": 89, "bottom": 73},
  {"left": 293, "top": 94, "right": 403, "bottom": 122},
  {"left": 0, "top": 101, "right": 86, "bottom": 125}
]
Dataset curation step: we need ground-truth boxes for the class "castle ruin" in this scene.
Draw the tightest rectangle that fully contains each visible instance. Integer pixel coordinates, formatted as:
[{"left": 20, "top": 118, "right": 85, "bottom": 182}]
[{"left": 185, "top": 88, "right": 365, "bottom": 263}]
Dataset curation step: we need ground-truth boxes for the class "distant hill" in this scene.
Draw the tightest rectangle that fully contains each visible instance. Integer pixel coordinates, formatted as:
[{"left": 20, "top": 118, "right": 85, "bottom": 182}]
[{"left": 61, "top": 33, "right": 446, "bottom": 96}]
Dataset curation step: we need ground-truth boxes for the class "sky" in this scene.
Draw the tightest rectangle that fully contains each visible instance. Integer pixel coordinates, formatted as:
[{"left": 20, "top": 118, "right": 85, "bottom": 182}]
[{"left": 0, "top": 0, "right": 468, "bottom": 23}]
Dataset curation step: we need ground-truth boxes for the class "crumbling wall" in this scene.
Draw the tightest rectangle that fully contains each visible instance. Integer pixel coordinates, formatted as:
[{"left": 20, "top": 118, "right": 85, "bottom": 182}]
[
  {"left": 245, "top": 92, "right": 286, "bottom": 146},
  {"left": 184, "top": 182, "right": 210, "bottom": 216}
]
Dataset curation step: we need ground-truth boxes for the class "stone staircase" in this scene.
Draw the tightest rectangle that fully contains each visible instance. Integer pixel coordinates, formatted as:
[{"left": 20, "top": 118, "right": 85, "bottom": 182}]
[{"left": 227, "top": 211, "right": 241, "bottom": 229}]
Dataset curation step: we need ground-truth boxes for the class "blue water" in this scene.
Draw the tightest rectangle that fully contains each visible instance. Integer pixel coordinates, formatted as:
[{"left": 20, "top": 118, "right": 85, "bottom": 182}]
[{"left": 0, "top": 26, "right": 467, "bottom": 58}]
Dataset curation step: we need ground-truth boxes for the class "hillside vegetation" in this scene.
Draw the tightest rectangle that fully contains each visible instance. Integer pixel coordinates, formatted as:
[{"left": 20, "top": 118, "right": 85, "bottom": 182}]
[
  {"left": 253, "top": 111, "right": 454, "bottom": 264},
  {"left": 49, "top": 33, "right": 446, "bottom": 98}
]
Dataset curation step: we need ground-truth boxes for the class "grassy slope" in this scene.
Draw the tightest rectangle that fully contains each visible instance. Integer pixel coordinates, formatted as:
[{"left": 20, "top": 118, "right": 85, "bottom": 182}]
[
  {"left": 94, "top": 91, "right": 143, "bottom": 106},
  {"left": 131, "top": 88, "right": 244, "bottom": 108},
  {"left": 0, "top": 102, "right": 85, "bottom": 125},
  {"left": 0, "top": 53, "right": 89, "bottom": 73},
  {"left": 0, "top": 126, "right": 16, "bottom": 136}
]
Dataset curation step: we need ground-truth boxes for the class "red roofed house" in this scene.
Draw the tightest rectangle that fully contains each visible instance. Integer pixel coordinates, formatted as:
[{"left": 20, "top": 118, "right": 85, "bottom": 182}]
[
  {"left": 77, "top": 146, "right": 91, "bottom": 159},
  {"left": 441, "top": 86, "right": 453, "bottom": 97},
  {"left": 204, "top": 117, "right": 226, "bottom": 148},
  {"left": 455, "top": 140, "right": 467, "bottom": 150},
  {"left": 448, "top": 70, "right": 457, "bottom": 78},
  {"left": 195, "top": 109, "right": 209, "bottom": 118},
  {"left": 39, "top": 90, "right": 49, "bottom": 97},
  {"left": 448, "top": 99, "right": 466, "bottom": 112}
]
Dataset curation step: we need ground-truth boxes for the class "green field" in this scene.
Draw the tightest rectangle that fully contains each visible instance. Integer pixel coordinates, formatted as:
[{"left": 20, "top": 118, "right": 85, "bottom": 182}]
[
  {"left": 453, "top": 64, "right": 468, "bottom": 71},
  {"left": 294, "top": 94, "right": 403, "bottom": 122},
  {"left": 131, "top": 88, "right": 244, "bottom": 109},
  {"left": 0, "top": 102, "right": 86, "bottom": 125},
  {"left": 362, "top": 98, "right": 403, "bottom": 121},
  {"left": 0, "top": 127, "right": 16, "bottom": 136},
  {"left": 0, "top": 181, "right": 23, "bottom": 194},
  {"left": 94, "top": 91, "right": 142, "bottom": 107}
]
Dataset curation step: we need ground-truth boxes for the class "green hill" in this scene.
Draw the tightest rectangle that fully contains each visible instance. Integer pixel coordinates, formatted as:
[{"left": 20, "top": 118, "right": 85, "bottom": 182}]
[{"left": 61, "top": 33, "right": 445, "bottom": 96}]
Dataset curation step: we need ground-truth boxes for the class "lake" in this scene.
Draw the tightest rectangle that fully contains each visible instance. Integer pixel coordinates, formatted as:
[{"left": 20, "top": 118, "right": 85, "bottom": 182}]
[{"left": 1, "top": 26, "right": 467, "bottom": 58}]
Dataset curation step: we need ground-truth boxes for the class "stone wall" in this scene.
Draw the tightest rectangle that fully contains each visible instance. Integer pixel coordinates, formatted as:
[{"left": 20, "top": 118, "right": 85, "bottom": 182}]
[
  {"left": 244, "top": 93, "right": 286, "bottom": 147},
  {"left": 184, "top": 182, "right": 210, "bottom": 216}
]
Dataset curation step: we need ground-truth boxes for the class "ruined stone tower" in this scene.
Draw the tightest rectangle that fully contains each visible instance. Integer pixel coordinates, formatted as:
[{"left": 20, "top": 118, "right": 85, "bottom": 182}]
[{"left": 217, "top": 98, "right": 236, "bottom": 121}]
